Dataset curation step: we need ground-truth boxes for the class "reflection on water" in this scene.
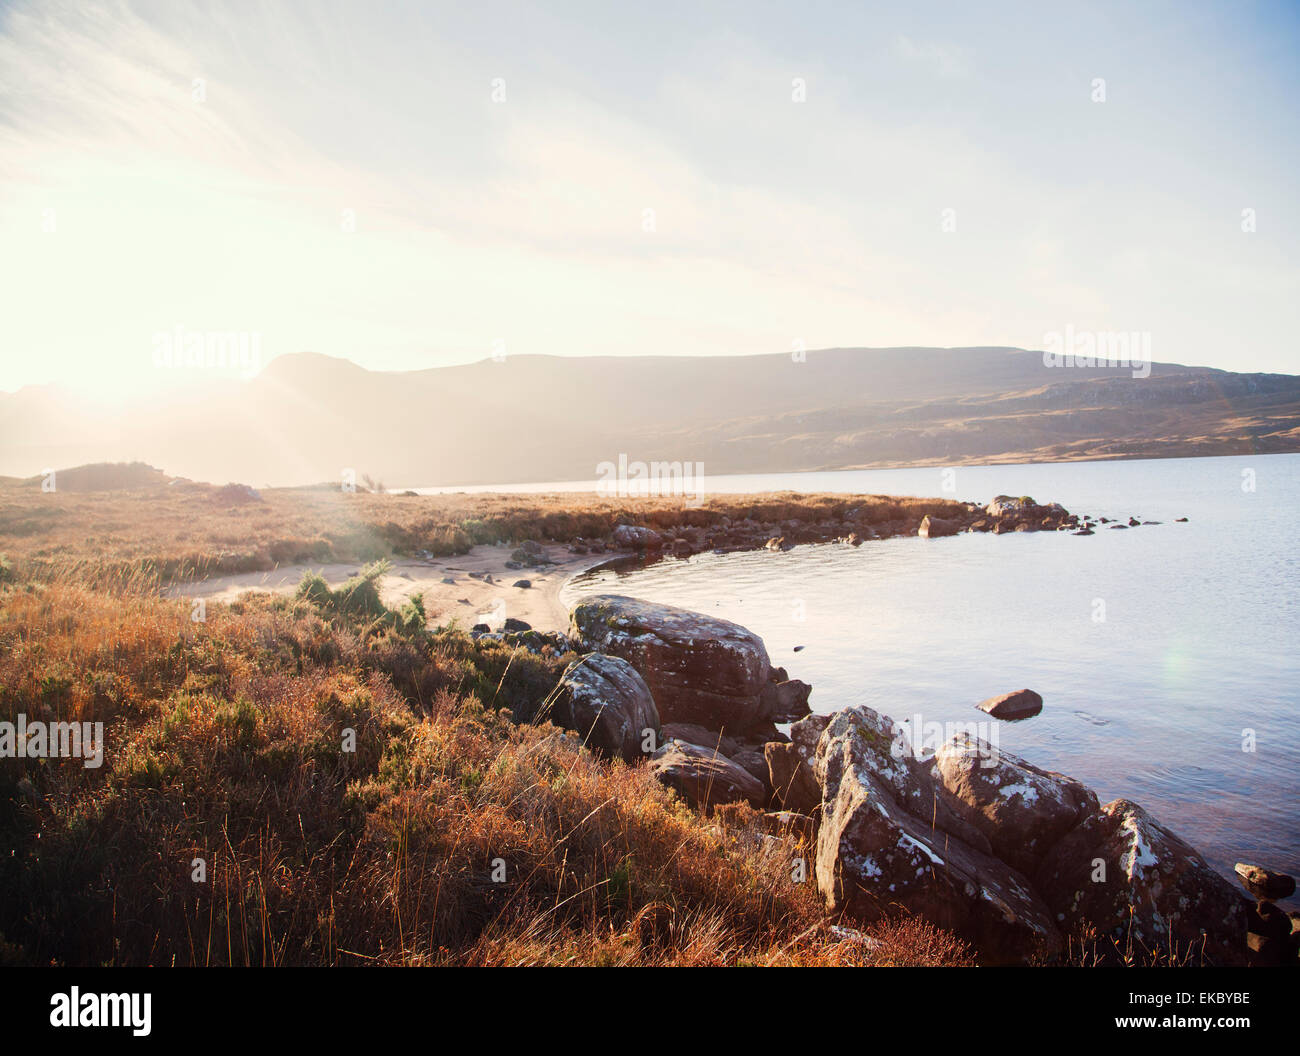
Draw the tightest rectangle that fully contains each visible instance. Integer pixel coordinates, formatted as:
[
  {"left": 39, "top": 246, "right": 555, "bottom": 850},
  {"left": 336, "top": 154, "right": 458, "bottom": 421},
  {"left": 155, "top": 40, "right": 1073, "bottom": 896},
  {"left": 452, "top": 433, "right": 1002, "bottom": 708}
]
[{"left": 561, "top": 454, "right": 1300, "bottom": 899}]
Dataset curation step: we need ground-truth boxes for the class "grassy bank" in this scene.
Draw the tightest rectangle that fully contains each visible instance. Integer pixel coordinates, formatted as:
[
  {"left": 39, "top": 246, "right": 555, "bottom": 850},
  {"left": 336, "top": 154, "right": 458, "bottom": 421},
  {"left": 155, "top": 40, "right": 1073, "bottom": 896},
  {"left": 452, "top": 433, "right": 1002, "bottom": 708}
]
[
  {"left": 0, "top": 561, "right": 973, "bottom": 966},
  {"left": 0, "top": 467, "right": 971, "bottom": 586}
]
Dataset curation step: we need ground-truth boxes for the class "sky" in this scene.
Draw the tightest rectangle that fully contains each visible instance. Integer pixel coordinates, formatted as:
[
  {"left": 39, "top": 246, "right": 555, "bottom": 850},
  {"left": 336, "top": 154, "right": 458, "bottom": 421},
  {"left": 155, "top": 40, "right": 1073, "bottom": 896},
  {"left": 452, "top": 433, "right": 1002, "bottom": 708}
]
[{"left": 1, "top": 0, "right": 1298, "bottom": 400}]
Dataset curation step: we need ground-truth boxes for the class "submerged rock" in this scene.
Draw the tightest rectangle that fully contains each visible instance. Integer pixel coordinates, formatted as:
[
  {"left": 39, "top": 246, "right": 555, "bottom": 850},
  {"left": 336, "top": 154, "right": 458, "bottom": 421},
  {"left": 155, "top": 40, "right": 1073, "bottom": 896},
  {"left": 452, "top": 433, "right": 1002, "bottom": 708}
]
[
  {"left": 1235, "top": 862, "right": 1296, "bottom": 901},
  {"left": 976, "top": 688, "right": 1043, "bottom": 721}
]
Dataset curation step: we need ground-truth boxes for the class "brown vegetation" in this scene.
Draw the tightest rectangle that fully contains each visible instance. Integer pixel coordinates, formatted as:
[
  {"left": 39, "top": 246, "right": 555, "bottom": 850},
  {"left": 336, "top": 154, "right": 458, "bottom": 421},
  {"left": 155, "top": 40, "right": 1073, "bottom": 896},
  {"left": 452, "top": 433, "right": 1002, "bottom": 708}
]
[
  {"left": 0, "top": 467, "right": 970, "bottom": 585},
  {"left": 0, "top": 559, "right": 974, "bottom": 966}
]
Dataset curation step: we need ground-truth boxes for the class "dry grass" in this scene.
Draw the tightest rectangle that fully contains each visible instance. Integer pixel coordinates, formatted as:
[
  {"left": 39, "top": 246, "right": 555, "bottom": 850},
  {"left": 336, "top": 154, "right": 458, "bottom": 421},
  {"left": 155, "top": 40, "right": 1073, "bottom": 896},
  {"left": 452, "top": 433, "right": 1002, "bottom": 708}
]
[
  {"left": 0, "top": 468, "right": 970, "bottom": 586},
  {"left": 0, "top": 564, "right": 973, "bottom": 967}
]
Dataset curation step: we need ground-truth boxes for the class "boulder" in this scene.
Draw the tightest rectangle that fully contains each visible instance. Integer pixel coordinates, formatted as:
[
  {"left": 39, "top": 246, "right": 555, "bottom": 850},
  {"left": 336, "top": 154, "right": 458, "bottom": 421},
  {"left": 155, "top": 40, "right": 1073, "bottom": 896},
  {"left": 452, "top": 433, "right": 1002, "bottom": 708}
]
[
  {"left": 976, "top": 688, "right": 1043, "bottom": 721},
  {"left": 789, "top": 712, "right": 830, "bottom": 763},
  {"left": 814, "top": 706, "right": 1061, "bottom": 964},
  {"left": 569, "top": 595, "right": 771, "bottom": 729},
  {"left": 760, "top": 810, "right": 816, "bottom": 846},
  {"left": 758, "top": 678, "right": 812, "bottom": 723},
  {"left": 765, "top": 741, "right": 821, "bottom": 814},
  {"left": 647, "top": 740, "right": 767, "bottom": 809},
  {"left": 930, "top": 737, "right": 1098, "bottom": 877},
  {"left": 918, "top": 515, "right": 959, "bottom": 539},
  {"left": 986, "top": 495, "right": 1035, "bottom": 517},
  {"left": 1234, "top": 863, "right": 1296, "bottom": 901},
  {"left": 612, "top": 524, "right": 662, "bottom": 549},
  {"left": 730, "top": 747, "right": 773, "bottom": 791},
  {"left": 1036, "top": 799, "right": 1251, "bottom": 965},
  {"left": 553, "top": 653, "right": 659, "bottom": 762},
  {"left": 659, "top": 722, "right": 739, "bottom": 756}
]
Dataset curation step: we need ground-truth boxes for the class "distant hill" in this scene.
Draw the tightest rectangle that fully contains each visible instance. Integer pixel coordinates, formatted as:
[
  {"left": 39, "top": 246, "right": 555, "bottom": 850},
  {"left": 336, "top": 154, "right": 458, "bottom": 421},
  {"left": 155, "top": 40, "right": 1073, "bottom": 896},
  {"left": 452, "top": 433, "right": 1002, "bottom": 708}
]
[{"left": 2, "top": 347, "right": 1298, "bottom": 487}]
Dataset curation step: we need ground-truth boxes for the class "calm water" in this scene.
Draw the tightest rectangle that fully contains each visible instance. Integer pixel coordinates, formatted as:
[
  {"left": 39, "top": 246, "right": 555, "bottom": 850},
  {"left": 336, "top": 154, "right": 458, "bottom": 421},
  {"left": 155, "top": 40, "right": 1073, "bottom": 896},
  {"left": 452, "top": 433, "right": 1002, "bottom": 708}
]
[{"left": 559, "top": 454, "right": 1300, "bottom": 898}]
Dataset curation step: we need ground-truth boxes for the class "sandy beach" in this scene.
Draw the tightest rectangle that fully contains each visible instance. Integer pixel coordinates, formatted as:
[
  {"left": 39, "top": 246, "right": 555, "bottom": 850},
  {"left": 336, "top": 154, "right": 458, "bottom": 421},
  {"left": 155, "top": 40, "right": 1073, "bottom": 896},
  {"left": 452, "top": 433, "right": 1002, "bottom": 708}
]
[{"left": 165, "top": 542, "right": 614, "bottom": 633}]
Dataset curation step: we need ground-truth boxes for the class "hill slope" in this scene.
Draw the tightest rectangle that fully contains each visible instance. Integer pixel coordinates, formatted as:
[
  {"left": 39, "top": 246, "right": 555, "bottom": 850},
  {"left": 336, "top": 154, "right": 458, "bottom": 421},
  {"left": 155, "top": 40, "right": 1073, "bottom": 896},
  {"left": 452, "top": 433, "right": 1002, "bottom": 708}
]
[{"left": 2, "top": 347, "right": 1298, "bottom": 486}]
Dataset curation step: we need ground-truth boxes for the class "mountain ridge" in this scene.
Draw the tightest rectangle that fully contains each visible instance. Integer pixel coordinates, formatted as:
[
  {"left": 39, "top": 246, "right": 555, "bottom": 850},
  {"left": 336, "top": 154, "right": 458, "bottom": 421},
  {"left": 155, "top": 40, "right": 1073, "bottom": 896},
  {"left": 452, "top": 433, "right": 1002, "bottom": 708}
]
[{"left": 3, "top": 347, "right": 1297, "bottom": 487}]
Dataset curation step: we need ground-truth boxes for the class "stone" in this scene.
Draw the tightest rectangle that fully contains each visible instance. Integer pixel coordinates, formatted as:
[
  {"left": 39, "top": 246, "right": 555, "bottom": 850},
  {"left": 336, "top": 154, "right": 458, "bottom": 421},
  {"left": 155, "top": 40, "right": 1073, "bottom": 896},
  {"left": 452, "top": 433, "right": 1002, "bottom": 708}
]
[
  {"left": 659, "top": 723, "right": 739, "bottom": 756},
  {"left": 760, "top": 810, "right": 816, "bottom": 846},
  {"left": 986, "top": 495, "right": 1036, "bottom": 517},
  {"left": 502, "top": 617, "right": 531, "bottom": 632},
  {"left": 758, "top": 678, "right": 812, "bottom": 723},
  {"left": 814, "top": 706, "right": 1060, "bottom": 964},
  {"left": 647, "top": 739, "right": 767, "bottom": 809},
  {"left": 553, "top": 653, "right": 659, "bottom": 762},
  {"left": 976, "top": 688, "right": 1043, "bottom": 721},
  {"left": 612, "top": 524, "right": 662, "bottom": 549},
  {"left": 1036, "top": 799, "right": 1251, "bottom": 966},
  {"left": 1234, "top": 862, "right": 1296, "bottom": 901},
  {"left": 765, "top": 741, "right": 821, "bottom": 814},
  {"left": 918, "top": 515, "right": 959, "bottom": 538},
  {"left": 512, "top": 579, "right": 532, "bottom": 589},
  {"left": 930, "top": 737, "right": 1098, "bottom": 877}
]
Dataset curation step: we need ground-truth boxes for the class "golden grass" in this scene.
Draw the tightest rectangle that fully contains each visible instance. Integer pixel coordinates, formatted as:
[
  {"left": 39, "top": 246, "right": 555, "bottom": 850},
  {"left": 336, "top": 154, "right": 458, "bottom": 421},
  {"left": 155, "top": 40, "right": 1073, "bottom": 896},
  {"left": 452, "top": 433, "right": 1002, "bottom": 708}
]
[
  {"left": 0, "top": 568, "right": 974, "bottom": 967},
  {"left": 0, "top": 472, "right": 970, "bottom": 585}
]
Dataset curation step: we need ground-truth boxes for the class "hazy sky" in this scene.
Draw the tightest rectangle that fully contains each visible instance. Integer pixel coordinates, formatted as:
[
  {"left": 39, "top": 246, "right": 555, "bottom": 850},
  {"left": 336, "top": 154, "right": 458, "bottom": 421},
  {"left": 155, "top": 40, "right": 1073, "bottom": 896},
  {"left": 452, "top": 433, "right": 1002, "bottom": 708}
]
[{"left": 2, "top": 0, "right": 1298, "bottom": 398}]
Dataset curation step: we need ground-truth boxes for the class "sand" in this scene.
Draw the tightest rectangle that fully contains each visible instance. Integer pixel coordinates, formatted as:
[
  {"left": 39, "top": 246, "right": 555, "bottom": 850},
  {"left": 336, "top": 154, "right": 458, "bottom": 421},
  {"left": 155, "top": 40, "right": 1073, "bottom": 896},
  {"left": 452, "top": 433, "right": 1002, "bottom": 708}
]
[{"left": 165, "top": 543, "right": 616, "bottom": 634}]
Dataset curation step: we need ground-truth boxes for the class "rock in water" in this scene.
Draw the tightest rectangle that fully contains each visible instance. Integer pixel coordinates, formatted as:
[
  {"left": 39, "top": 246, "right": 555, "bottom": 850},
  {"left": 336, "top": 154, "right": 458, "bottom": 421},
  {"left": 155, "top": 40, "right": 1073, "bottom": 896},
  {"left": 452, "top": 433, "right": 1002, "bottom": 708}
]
[
  {"left": 976, "top": 688, "right": 1043, "bottom": 720},
  {"left": 1234, "top": 862, "right": 1296, "bottom": 901},
  {"left": 648, "top": 739, "right": 767, "bottom": 808},
  {"left": 1036, "top": 799, "right": 1251, "bottom": 965},
  {"left": 612, "top": 524, "right": 662, "bottom": 549},
  {"left": 985, "top": 495, "right": 1035, "bottom": 517},
  {"left": 553, "top": 653, "right": 660, "bottom": 762},
  {"left": 930, "top": 737, "right": 1098, "bottom": 877},
  {"left": 918, "top": 514, "right": 959, "bottom": 538},
  {"left": 569, "top": 594, "right": 772, "bottom": 729},
  {"left": 814, "top": 706, "right": 1061, "bottom": 964}
]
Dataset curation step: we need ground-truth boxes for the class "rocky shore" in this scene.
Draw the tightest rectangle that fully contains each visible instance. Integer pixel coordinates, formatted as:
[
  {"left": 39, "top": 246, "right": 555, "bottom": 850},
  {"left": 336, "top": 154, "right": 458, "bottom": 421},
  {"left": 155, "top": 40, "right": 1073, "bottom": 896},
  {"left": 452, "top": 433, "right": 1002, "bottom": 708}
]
[
  {"left": 554, "top": 493, "right": 1169, "bottom": 561},
  {"left": 531, "top": 592, "right": 1291, "bottom": 966}
]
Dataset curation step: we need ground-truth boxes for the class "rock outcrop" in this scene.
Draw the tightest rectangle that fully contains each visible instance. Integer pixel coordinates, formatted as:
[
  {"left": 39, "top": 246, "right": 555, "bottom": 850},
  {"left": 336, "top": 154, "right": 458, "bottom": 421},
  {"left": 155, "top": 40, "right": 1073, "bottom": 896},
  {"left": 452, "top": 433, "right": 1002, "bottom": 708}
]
[
  {"left": 1035, "top": 799, "right": 1250, "bottom": 966},
  {"left": 570, "top": 595, "right": 772, "bottom": 730},
  {"left": 813, "top": 707, "right": 1061, "bottom": 964},
  {"left": 930, "top": 737, "right": 1098, "bottom": 877}
]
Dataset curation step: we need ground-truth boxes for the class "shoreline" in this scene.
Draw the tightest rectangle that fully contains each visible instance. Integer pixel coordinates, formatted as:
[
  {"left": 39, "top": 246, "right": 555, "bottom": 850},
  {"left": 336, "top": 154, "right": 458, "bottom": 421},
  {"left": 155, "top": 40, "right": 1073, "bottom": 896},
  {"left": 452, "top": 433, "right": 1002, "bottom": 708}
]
[{"left": 166, "top": 542, "right": 616, "bottom": 634}]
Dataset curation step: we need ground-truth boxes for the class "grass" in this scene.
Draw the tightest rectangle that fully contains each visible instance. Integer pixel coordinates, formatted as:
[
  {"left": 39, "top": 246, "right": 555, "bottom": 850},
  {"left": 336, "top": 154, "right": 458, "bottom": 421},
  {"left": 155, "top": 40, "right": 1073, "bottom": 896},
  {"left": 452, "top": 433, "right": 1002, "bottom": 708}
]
[
  {"left": 0, "top": 559, "right": 975, "bottom": 966},
  {"left": 0, "top": 466, "right": 973, "bottom": 586}
]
